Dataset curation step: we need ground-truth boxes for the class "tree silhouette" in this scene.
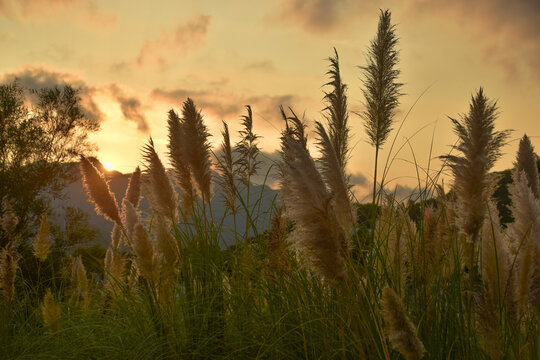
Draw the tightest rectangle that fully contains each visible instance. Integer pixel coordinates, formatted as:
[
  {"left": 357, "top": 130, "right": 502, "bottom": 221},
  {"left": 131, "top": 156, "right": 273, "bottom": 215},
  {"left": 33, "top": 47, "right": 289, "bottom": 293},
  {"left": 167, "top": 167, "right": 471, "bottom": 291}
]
[{"left": 0, "top": 81, "right": 99, "bottom": 244}]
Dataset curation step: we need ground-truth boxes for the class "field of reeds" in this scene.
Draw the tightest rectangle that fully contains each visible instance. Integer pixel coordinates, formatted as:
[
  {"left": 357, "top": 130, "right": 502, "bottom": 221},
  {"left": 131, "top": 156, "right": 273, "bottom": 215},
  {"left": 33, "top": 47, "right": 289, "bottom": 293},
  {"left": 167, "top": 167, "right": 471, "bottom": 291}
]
[{"left": 1, "top": 10, "right": 539, "bottom": 360}]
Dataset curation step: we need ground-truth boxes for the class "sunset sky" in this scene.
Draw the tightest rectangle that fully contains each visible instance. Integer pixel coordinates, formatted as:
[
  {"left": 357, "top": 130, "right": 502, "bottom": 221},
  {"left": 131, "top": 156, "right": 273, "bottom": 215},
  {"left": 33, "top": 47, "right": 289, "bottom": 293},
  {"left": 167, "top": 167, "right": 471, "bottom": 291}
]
[{"left": 1, "top": 0, "right": 539, "bottom": 200}]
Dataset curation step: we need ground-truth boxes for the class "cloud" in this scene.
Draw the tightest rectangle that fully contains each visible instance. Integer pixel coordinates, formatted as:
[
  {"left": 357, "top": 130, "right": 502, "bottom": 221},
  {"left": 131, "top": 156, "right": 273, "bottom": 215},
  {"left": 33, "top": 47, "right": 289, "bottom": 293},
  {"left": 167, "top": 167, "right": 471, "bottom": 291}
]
[
  {"left": 404, "top": 0, "right": 540, "bottom": 82},
  {"left": 135, "top": 15, "right": 211, "bottom": 67},
  {"left": 267, "top": 0, "right": 378, "bottom": 33},
  {"left": 0, "top": 65, "right": 103, "bottom": 123},
  {"left": 151, "top": 87, "right": 297, "bottom": 129},
  {"left": 108, "top": 84, "right": 149, "bottom": 134},
  {"left": 349, "top": 172, "right": 368, "bottom": 188},
  {"left": 244, "top": 60, "right": 276, "bottom": 73},
  {"left": 0, "top": 0, "right": 116, "bottom": 27}
]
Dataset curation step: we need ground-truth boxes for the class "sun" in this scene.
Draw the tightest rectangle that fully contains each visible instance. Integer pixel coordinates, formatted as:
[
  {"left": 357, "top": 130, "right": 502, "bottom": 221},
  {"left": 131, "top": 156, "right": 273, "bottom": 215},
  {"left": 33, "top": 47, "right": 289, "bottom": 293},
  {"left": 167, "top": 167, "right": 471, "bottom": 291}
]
[{"left": 103, "top": 162, "right": 114, "bottom": 172}]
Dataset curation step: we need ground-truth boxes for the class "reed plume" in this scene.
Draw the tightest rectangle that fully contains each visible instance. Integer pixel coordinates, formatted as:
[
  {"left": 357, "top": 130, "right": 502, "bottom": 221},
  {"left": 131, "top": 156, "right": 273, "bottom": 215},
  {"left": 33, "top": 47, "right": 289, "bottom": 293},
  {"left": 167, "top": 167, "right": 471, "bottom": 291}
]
[
  {"left": 236, "top": 105, "right": 261, "bottom": 186},
  {"left": 42, "top": 288, "right": 60, "bottom": 333},
  {"left": 155, "top": 217, "right": 178, "bottom": 299},
  {"left": 359, "top": 9, "right": 402, "bottom": 205},
  {"left": 125, "top": 166, "right": 142, "bottom": 208},
  {"left": 122, "top": 198, "right": 139, "bottom": 242},
  {"left": 443, "top": 88, "right": 509, "bottom": 242},
  {"left": 280, "top": 106, "right": 307, "bottom": 149},
  {"left": 104, "top": 247, "right": 126, "bottom": 295},
  {"left": 0, "top": 242, "right": 18, "bottom": 304},
  {"left": 324, "top": 48, "right": 350, "bottom": 172},
  {"left": 110, "top": 224, "right": 122, "bottom": 250},
  {"left": 181, "top": 98, "right": 213, "bottom": 204},
  {"left": 80, "top": 155, "right": 122, "bottom": 225},
  {"left": 167, "top": 109, "right": 195, "bottom": 215},
  {"left": 216, "top": 121, "right": 238, "bottom": 215},
  {"left": 142, "top": 138, "right": 178, "bottom": 221},
  {"left": 266, "top": 205, "right": 290, "bottom": 275},
  {"left": 33, "top": 212, "right": 51, "bottom": 262},
  {"left": 507, "top": 171, "right": 540, "bottom": 315},
  {"left": 279, "top": 129, "right": 346, "bottom": 283},
  {"left": 1, "top": 199, "right": 18, "bottom": 236},
  {"left": 515, "top": 134, "right": 539, "bottom": 199},
  {"left": 132, "top": 223, "right": 158, "bottom": 284},
  {"left": 477, "top": 203, "right": 516, "bottom": 359},
  {"left": 315, "top": 121, "right": 355, "bottom": 240},
  {"left": 70, "top": 255, "right": 89, "bottom": 308},
  {"left": 381, "top": 286, "right": 425, "bottom": 360}
]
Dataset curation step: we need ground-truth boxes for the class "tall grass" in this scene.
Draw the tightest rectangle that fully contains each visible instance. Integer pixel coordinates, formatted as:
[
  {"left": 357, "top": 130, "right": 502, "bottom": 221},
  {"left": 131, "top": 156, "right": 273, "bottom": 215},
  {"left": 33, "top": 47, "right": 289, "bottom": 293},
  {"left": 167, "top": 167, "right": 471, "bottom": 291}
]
[{"left": 1, "top": 9, "right": 540, "bottom": 360}]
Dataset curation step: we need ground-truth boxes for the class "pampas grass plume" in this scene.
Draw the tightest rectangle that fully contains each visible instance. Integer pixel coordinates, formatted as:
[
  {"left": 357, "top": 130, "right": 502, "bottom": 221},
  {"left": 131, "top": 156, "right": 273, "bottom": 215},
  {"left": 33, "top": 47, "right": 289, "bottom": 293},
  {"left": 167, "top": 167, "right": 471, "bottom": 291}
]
[
  {"left": 42, "top": 288, "right": 60, "bottom": 333},
  {"left": 80, "top": 156, "right": 122, "bottom": 225},
  {"left": 280, "top": 130, "right": 346, "bottom": 283},
  {"left": 142, "top": 138, "right": 178, "bottom": 221},
  {"left": 381, "top": 286, "right": 425, "bottom": 360},
  {"left": 0, "top": 242, "right": 18, "bottom": 304},
  {"left": 125, "top": 166, "right": 142, "bottom": 208},
  {"left": 71, "top": 255, "right": 89, "bottom": 308},
  {"left": 132, "top": 223, "right": 158, "bottom": 284},
  {"left": 33, "top": 212, "right": 51, "bottom": 262},
  {"left": 167, "top": 109, "right": 195, "bottom": 215}
]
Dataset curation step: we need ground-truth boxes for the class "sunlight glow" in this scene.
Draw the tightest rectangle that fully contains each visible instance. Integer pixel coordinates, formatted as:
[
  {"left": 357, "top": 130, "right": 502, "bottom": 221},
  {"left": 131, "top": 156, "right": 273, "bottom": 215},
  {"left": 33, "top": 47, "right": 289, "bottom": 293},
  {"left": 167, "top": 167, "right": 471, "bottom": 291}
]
[{"left": 103, "top": 162, "right": 114, "bottom": 171}]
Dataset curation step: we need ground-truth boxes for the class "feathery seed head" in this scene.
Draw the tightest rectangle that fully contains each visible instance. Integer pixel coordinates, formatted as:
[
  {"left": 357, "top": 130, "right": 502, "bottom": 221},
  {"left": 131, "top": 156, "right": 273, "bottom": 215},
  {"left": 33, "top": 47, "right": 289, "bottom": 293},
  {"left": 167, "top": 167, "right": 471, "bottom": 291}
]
[
  {"left": 142, "top": 138, "right": 178, "bottom": 221},
  {"left": 122, "top": 198, "right": 139, "bottom": 242},
  {"left": 442, "top": 88, "right": 510, "bottom": 241},
  {"left": 360, "top": 9, "right": 402, "bottom": 149},
  {"left": 33, "top": 212, "right": 51, "bottom": 262},
  {"left": 80, "top": 155, "right": 122, "bottom": 225},
  {"left": 125, "top": 166, "right": 142, "bottom": 208},
  {"left": 315, "top": 121, "right": 355, "bottom": 240},
  {"left": 381, "top": 286, "right": 425, "bottom": 360},
  {"left": 70, "top": 255, "right": 89, "bottom": 307},
  {"left": 181, "top": 98, "right": 213, "bottom": 203},
  {"left": 236, "top": 105, "right": 261, "bottom": 186},
  {"left": 216, "top": 121, "right": 238, "bottom": 213},
  {"left": 132, "top": 223, "right": 158, "bottom": 283},
  {"left": 324, "top": 48, "right": 350, "bottom": 171},
  {"left": 42, "top": 289, "right": 61, "bottom": 333},
  {"left": 167, "top": 109, "right": 195, "bottom": 215},
  {"left": 515, "top": 134, "right": 539, "bottom": 198},
  {"left": 280, "top": 130, "right": 347, "bottom": 284},
  {"left": 110, "top": 224, "right": 122, "bottom": 250}
]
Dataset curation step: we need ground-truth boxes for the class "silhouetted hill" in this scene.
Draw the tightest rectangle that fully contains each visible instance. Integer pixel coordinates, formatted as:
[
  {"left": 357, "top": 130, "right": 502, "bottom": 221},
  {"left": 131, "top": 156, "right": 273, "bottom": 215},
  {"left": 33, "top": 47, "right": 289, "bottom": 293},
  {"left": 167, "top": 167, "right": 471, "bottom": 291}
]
[{"left": 50, "top": 159, "right": 279, "bottom": 248}]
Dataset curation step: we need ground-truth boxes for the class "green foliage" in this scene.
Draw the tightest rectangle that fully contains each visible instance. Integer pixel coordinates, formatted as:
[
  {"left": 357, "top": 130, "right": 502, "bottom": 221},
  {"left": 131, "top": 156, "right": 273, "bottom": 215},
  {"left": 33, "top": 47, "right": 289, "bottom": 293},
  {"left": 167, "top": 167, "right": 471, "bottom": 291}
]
[{"left": 0, "top": 81, "right": 99, "bottom": 242}]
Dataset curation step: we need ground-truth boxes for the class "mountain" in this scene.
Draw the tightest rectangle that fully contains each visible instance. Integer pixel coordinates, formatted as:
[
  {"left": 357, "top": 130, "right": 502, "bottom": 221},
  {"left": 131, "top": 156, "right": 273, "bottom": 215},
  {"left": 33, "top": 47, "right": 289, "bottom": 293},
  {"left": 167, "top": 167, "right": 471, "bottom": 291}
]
[{"left": 50, "top": 160, "right": 279, "bottom": 249}]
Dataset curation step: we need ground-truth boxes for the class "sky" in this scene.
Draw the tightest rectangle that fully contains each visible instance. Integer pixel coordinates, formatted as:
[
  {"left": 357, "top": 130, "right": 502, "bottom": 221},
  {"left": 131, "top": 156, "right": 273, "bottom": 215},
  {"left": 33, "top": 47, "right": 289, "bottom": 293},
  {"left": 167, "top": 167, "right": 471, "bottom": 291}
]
[{"left": 1, "top": 0, "right": 539, "bottom": 201}]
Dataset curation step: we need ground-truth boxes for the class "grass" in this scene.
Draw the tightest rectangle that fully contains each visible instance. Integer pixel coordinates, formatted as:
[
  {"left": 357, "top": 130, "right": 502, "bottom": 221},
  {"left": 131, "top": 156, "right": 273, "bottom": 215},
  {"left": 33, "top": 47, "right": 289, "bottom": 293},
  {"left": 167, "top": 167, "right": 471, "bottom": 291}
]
[{"left": 1, "top": 9, "right": 539, "bottom": 360}]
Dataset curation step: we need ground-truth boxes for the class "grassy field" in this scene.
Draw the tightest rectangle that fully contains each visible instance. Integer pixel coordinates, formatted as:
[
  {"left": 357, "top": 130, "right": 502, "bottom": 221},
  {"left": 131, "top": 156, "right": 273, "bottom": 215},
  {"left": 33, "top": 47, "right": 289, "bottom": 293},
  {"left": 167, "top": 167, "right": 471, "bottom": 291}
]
[{"left": 1, "top": 10, "right": 539, "bottom": 360}]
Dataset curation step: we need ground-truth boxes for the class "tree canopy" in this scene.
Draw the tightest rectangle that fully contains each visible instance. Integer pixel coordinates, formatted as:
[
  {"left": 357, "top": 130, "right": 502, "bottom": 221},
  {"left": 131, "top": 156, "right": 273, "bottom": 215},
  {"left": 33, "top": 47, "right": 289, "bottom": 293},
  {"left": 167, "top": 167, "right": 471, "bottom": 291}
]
[{"left": 0, "top": 81, "right": 99, "bottom": 244}]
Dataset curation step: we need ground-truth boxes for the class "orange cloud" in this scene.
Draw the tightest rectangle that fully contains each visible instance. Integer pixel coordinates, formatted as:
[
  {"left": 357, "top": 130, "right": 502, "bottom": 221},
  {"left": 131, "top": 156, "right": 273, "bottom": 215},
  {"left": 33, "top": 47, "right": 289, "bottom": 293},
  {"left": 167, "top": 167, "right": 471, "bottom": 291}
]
[
  {"left": 135, "top": 14, "right": 211, "bottom": 67},
  {"left": 108, "top": 84, "right": 150, "bottom": 134},
  {"left": 0, "top": 65, "right": 103, "bottom": 122},
  {"left": 267, "top": 0, "right": 378, "bottom": 33},
  {"left": 151, "top": 87, "right": 298, "bottom": 130},
  {"left": 404, "top": 0, "right": 540, "bottom": 82},
  {"left": 0, "top": 0, "right": 116, "bottom": 27}
]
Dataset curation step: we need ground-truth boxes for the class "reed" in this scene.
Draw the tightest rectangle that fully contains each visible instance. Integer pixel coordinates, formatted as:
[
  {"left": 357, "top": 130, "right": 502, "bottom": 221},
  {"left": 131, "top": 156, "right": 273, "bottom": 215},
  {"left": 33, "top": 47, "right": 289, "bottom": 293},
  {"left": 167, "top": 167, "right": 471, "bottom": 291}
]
[
  {"left": 142, "top": 138, "right": 178, "bottom": 222},
  {"left": 359, "top": 9, "right": 402, "bottom": 207},
  {"left": 33, "top": 212, "right": 51, "bottom": 262},
  {"left": 381, "top": 286, "right": 425, "bottom": 360},
  {"left": 42, "top": 288, "right": 60, "bottom": 333},
  {"left": 167, "top": 109, "right": 195, "bottom": 216},
  {"left": 80, "top": 155, "right": 122, "bottom": 225}
]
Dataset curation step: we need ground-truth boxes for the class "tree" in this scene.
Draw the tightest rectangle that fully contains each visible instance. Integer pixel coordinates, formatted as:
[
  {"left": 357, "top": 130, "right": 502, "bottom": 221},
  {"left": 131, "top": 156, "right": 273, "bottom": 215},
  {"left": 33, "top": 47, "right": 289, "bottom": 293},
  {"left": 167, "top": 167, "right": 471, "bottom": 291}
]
[{"left": 0, "top": 81, "right": 99, "bottom": 244}]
